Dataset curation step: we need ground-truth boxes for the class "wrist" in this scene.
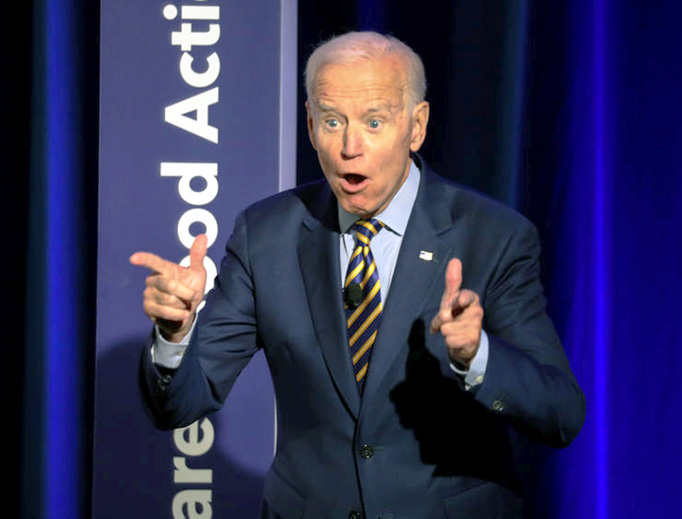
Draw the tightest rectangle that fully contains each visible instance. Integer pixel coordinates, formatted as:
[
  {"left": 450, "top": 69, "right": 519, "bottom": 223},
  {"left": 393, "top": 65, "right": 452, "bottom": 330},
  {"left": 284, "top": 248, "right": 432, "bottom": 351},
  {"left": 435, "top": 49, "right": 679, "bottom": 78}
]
[{"left": 158, "top": 316, "right": 194, "bottom": 343}]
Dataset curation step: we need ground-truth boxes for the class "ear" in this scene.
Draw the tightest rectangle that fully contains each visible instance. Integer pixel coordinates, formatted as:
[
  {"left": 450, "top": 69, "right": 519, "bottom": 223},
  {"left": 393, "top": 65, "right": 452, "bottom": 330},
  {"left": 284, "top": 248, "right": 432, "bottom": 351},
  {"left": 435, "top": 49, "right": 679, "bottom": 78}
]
[
  {"left": 305, "top": 101, "right": 318, "bottom": 150},
  {"left": 409, "top": 101, "right": 430, "bottom": 152}
]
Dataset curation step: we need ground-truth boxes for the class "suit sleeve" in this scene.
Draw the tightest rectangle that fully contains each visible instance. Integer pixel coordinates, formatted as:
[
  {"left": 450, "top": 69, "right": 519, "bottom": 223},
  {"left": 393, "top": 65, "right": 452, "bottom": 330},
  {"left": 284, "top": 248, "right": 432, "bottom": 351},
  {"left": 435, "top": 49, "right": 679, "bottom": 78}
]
[
  {"left": 139, "top": 212, "right": 260, "bottom": 430},
  {"left": 474, "top": 221, "right": 585, "bottom": 447}
]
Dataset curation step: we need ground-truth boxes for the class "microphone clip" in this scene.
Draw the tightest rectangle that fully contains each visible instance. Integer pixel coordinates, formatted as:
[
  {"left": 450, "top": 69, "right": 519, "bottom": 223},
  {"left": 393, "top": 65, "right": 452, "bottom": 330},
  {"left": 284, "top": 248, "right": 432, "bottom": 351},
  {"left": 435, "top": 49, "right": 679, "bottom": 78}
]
[{"left": 344, "top": 283, "right": 363, "bottom": 309}]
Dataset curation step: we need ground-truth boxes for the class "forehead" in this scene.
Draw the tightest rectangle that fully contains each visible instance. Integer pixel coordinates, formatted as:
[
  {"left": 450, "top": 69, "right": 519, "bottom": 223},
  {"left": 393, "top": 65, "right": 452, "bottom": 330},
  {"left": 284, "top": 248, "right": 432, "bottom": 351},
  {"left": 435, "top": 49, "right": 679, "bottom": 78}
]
[{"left": 312, "top": 57, "right": 408, "bottom": 108}]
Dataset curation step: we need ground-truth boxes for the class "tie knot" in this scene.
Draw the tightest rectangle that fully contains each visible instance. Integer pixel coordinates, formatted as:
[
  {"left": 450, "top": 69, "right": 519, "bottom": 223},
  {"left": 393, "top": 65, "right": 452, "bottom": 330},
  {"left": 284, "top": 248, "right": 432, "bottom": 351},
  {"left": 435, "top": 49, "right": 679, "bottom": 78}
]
[{"left": 352, "top": 219, "right": 383, "bottom": 243}]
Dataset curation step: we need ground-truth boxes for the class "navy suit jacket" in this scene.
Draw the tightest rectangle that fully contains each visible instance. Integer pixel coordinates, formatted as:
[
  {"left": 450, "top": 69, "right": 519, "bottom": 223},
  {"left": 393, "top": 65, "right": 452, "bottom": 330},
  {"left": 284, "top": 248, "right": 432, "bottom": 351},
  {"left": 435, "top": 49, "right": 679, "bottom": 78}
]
[{"left": 140, "top": 157, "right": 585, "bottom": 519}]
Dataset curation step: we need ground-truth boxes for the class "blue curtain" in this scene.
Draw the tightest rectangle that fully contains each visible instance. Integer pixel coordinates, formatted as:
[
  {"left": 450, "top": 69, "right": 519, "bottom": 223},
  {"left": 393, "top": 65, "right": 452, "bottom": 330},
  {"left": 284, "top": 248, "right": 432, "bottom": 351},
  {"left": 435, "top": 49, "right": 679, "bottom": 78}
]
[
  {"left": 522, "top": 2, "right": 682, "bottom": 517},
  {"left": 9, "top": 0, "right": 681, "bottom": 517},
  {"left": 14, "top": 0, "right": 98, "bottom": 518}
]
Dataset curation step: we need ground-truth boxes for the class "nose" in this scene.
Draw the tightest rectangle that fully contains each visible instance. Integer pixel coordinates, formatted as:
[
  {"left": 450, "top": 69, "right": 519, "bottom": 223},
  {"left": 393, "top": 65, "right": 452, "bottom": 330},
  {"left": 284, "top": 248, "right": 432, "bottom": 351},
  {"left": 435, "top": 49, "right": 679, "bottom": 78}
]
[{"left": 342, "top": 123, "right": 363, "bottom": 159}]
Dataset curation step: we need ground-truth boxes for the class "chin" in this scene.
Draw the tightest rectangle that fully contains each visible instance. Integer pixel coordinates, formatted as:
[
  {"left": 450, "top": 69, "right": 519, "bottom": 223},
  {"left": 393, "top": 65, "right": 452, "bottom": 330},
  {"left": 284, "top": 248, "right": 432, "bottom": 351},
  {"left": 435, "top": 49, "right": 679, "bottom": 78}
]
[
  {"left": 339, "top": 200, "right": 372, "bottom": 218},
  {"left": 337, "top": 197, "right": 360, "bottom": 214},
  {"left": 343, "top": 206, "right": 367, "bottom": 217}
]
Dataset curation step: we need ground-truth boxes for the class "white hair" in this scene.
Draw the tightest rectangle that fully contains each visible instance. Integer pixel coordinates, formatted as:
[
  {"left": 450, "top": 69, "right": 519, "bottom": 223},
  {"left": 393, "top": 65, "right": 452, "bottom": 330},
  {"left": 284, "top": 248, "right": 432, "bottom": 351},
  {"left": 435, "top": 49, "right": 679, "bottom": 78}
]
[{"left": 305, "top": 31, "right": 427, "bottom": 109}]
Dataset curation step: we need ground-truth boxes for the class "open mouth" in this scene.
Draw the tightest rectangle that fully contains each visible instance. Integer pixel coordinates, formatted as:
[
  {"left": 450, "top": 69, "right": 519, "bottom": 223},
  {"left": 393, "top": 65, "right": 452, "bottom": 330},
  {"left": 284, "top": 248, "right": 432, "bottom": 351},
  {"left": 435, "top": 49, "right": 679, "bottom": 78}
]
[
  {"left": 343, "top": 173, "right": 367, "bottom": 185},
  {"left": 338, "top": 173, "right": 369, "bottom": 194}
]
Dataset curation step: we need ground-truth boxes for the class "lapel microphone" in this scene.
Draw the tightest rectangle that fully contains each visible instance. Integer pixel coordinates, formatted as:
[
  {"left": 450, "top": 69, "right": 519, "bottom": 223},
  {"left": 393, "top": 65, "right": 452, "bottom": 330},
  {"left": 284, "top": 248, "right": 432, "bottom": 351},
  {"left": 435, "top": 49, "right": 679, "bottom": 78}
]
[{"left": 344, "top": 283, "right": 363, "bottom": 308}]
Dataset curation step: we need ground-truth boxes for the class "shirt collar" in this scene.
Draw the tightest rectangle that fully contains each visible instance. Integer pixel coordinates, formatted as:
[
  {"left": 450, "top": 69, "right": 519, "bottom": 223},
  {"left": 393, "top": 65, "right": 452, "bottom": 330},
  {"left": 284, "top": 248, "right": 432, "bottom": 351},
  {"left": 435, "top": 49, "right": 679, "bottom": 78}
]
[{"left": 338, "top": 160, "right": 421, "bottom": 236}]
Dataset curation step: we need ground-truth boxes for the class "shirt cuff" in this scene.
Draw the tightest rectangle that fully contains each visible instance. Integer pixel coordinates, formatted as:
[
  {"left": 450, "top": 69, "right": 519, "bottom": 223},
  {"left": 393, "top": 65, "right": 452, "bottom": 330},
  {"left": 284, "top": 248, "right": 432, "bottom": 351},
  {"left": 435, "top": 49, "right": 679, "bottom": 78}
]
[
  {"left": 450, "top": 329, "right": 489, "bottom": 389},
  {"left": 150, "top": 319, "right": 196, "bottom": 369}
]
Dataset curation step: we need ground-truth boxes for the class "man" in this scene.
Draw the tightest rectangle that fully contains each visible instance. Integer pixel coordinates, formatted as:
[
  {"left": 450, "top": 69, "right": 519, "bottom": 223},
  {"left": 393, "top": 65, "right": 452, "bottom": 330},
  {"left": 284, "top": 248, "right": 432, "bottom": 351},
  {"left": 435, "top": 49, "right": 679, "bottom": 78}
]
[{"left": 131, "top": 32, "right": 584, "bottom": 518}]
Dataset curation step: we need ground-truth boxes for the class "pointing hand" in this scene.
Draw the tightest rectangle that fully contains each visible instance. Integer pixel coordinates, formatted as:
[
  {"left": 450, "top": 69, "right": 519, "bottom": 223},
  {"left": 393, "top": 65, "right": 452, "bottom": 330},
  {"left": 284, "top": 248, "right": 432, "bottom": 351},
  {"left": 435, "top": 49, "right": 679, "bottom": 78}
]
[
  {"left": 430, "top": 258, "right": 483, "bottom": 367},
  {"left": 129, "top": 234, "right": 208, "bottom": 343}
]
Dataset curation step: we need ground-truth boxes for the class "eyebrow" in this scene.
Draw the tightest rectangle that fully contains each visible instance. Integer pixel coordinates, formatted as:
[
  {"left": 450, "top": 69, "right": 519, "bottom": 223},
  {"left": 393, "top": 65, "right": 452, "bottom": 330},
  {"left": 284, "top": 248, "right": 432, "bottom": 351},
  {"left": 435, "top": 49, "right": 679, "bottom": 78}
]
[
  {"left": 316, "top": 103, "right": 392, "bottom": 115},
  {"left": 317, "top": 103, "right": 339, "bottom": 113}
]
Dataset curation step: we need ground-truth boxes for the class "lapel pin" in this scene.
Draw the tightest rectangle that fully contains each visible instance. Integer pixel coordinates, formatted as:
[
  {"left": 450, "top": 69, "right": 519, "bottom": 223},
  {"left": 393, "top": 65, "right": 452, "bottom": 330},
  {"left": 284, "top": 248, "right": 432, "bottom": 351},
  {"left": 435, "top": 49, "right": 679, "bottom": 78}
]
[{"left": 419, "top": 251, "right": 434, "bottom": 261}]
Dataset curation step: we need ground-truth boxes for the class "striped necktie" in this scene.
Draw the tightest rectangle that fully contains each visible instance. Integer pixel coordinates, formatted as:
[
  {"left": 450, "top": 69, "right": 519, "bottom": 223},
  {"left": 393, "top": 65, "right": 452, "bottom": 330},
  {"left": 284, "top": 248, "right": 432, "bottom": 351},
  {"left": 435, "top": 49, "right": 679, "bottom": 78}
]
[{"left": 344, "top": 218, "right": 384, "bottom": 390}]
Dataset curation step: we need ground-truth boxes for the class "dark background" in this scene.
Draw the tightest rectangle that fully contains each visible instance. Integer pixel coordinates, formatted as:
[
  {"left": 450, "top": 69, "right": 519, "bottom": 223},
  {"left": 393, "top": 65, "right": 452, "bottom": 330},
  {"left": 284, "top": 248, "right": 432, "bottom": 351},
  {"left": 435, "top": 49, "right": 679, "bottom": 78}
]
[{"left": 5, "top": 1, "right": 682, "bottom": 517}]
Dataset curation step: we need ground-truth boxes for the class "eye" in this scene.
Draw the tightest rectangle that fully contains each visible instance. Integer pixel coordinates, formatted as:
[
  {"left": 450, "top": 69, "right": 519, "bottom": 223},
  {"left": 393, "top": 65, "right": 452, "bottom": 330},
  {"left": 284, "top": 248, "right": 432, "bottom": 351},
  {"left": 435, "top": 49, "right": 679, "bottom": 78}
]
[
  {"left": 325, "top": 118, "right": 339, "bottom": 129},
  {"left": 368, "top": 119, "right": 382, "bottom": 129}
]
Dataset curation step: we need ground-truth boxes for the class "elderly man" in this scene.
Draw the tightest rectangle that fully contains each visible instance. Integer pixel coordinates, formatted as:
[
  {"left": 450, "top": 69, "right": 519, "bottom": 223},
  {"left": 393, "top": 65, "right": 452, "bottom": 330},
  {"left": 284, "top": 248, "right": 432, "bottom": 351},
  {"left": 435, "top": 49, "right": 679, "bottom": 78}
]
[{"left": 131, "top": 32, "right": 584, "bottom": 519}]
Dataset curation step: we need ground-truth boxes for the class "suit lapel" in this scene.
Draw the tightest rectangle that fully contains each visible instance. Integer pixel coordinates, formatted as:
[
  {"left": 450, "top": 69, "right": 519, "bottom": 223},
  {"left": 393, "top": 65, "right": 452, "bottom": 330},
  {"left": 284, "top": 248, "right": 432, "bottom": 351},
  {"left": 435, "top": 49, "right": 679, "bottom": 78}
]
[
  {"left": 298, "top": 189, "right": 361, "bottom": 419},
  {"left": 295, "top": 167, "right": 457, "bottom": 419},
  {"left": 360, "top": 170, "right": 454, "bottom": 406}
]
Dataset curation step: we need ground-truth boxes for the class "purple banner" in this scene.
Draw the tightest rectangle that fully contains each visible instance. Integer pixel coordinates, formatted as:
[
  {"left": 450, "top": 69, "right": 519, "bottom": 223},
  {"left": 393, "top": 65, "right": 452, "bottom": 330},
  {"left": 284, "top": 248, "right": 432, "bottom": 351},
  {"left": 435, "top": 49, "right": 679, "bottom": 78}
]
[{"left": 94, "top": 0, "right": 297, "bottom": 516}]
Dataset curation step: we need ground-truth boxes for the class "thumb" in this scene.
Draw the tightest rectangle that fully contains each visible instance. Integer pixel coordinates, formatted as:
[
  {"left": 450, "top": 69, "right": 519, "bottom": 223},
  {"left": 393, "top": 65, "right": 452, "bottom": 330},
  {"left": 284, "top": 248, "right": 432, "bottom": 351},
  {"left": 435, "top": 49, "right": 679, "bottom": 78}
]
[
  {"left": 441, "top": 258, "right": 463, "bottom": 308},
  {"left": 189, "top": 234, "right": 208, "bottom": 271}
]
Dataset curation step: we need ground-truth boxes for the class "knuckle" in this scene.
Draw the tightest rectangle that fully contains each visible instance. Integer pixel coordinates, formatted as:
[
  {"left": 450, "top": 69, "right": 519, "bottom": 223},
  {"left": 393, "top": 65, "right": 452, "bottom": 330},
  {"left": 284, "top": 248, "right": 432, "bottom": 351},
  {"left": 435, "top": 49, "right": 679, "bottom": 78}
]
[
  {"left": 159, "top": 293, "right": 173, "bottom": 306},
  {"left": 143, "top": 303, "right": 160, "bottom": 321},
  {"left": 166, "top": 278, "right": 178, "bottom": 293},
  {"left": 446, "top": 337, "right": 462, "bottom": 350}
]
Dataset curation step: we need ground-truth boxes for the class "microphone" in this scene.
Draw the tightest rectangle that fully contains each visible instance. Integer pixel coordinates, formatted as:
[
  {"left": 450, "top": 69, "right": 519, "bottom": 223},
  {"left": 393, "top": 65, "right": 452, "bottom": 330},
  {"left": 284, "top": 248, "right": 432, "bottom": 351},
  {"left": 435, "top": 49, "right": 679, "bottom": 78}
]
[{"left": 344, "top": 283, "right": 363, "bottom": 308}]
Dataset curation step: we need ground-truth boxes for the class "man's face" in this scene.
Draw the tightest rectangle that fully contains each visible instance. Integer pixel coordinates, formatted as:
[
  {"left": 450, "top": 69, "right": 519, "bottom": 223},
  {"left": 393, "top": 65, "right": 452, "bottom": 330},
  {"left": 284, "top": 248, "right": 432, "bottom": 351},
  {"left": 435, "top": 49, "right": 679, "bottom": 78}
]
[{"left": 306, "top": 57, "right": 429, "bottom": 218}]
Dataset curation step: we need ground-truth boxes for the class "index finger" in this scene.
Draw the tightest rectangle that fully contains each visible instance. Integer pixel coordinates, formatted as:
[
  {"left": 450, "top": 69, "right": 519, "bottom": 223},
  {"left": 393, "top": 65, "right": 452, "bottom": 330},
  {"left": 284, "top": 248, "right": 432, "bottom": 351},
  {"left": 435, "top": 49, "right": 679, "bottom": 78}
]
[
  {"left": 129, "top": 251, "right": 176, "bottom": 275},
  {"left": 440, "top": 258, "right": 463, "bottom": 311}
]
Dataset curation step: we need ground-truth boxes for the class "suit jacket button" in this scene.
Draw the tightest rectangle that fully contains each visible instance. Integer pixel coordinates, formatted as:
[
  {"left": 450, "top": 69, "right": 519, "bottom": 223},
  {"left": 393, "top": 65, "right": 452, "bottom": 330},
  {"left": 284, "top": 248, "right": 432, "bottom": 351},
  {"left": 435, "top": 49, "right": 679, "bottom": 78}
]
[
  {"left": 156, "top": 375, "right": 172, "bottom": 391},
  {"left": 492, "top": 399, "right": 505, "bottom": 412},
  {"left": 359, "top": 444, "right": 374, "bottom": 459},
  {"left": 348, "top": 510, "right": 363, "bottom": 519}
]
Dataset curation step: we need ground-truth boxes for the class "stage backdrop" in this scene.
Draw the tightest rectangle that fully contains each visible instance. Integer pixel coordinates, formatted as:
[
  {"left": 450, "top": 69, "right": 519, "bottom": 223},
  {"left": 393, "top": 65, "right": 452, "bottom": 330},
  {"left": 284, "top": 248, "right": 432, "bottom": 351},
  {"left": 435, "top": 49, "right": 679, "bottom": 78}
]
[{"left": 94, "top": 1, "right": 297, "bottom": 517}]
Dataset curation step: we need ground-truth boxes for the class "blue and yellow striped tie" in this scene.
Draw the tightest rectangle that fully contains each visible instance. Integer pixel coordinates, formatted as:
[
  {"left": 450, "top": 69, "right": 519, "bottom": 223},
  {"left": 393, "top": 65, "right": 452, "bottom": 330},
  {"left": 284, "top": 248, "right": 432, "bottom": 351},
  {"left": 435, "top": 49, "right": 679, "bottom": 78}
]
[{"left": 344, "top": 218, "right": 384, "bottom": 389}]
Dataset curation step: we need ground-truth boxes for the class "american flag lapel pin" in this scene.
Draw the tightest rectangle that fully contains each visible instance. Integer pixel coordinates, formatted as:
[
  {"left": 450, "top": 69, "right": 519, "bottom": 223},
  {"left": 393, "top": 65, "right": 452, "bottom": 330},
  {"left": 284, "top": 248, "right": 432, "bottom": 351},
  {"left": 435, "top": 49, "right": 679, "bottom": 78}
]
[{"left": 419, "top": 251, "right": 434, "bottom": 261}]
